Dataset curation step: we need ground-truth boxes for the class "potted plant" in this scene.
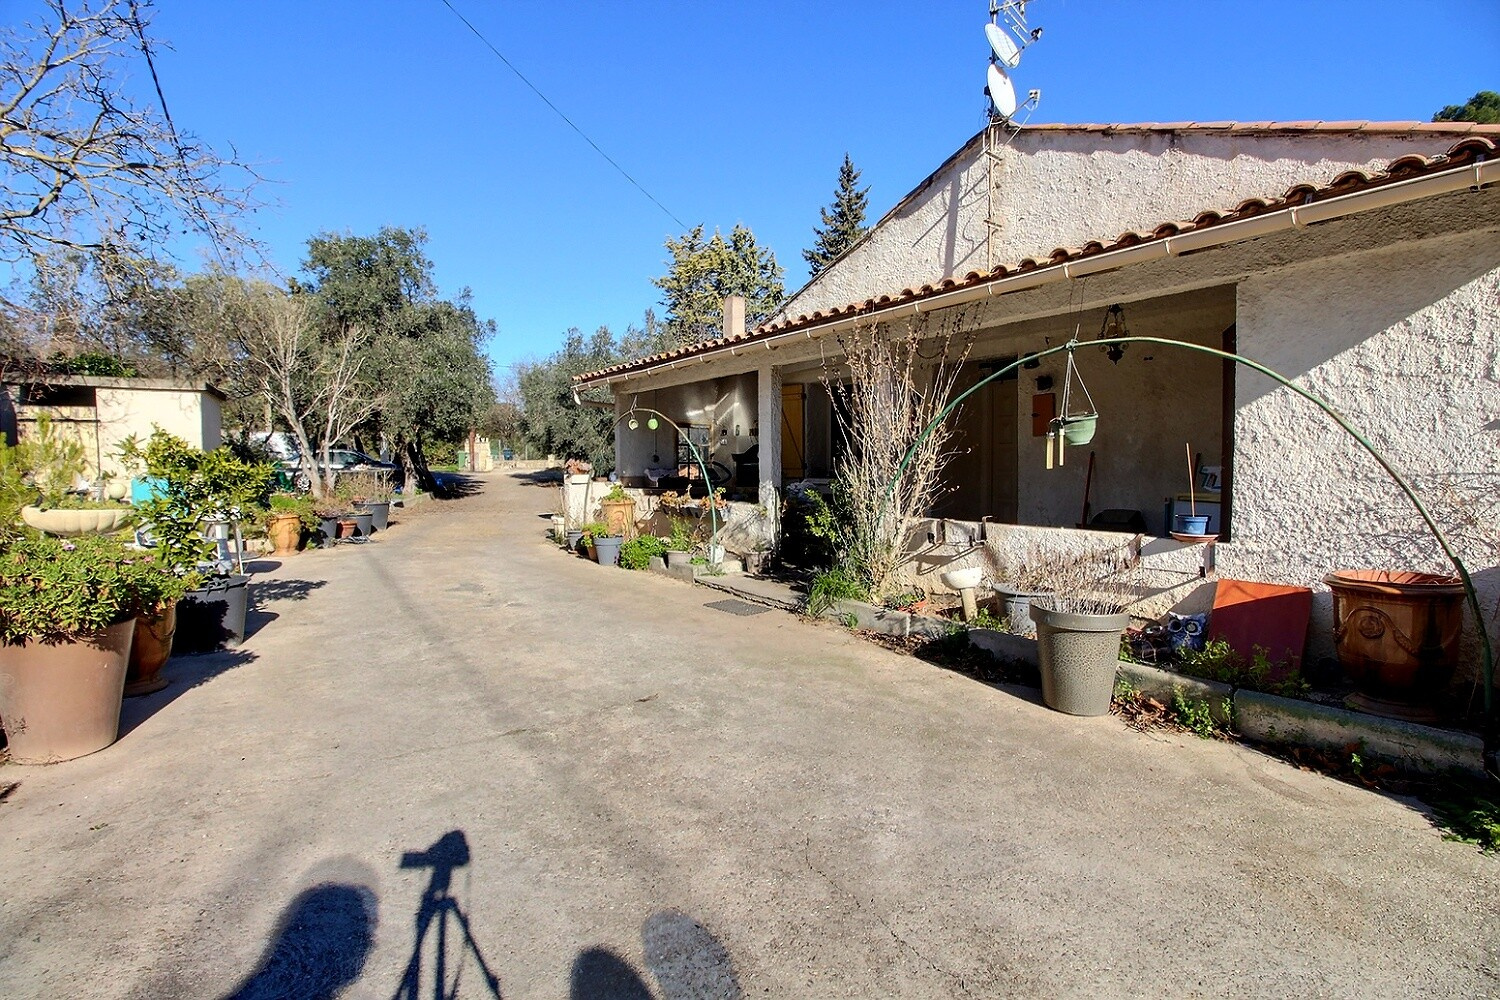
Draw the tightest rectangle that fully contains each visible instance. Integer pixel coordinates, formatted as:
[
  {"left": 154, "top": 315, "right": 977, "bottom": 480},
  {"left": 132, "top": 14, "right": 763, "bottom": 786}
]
[
  {"left": 579, "top": 522, "right": 610, "bottom": 562},
  {"left": 1027, "top": 541, "right": 1139, "bottom": 716},
  {"left": 312, "top": 497, "right": 350, "bottom": 547},
  {"left": 0, "top": 534, "right": 176, "bottom": 762},
  {"left": 342, "top": 471, "right": 394, "bottom": 532},
  {"left": 599, "top": 481, "right": 637, "bottom": 541},
  {"left": 264, "top": 494, "right": 315, "bottom": 556},
  {"left": 124, "top": 551, "right": 194, "bottom": 696},
  {"left": 119, "top": 431, "right": 272, "bottom": 653},
  {"left": 664, "top": 518, "right": 695, "bottom": 569},
  {"left": 9, "top": 416, "right": 135, "bottom": 537}
]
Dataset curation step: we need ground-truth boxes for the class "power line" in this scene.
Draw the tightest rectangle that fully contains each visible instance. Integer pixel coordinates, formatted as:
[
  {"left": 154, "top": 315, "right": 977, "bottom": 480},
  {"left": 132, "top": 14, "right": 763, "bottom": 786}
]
[{"left": 435, "top": 0, "right": 688, "bottom": 230}]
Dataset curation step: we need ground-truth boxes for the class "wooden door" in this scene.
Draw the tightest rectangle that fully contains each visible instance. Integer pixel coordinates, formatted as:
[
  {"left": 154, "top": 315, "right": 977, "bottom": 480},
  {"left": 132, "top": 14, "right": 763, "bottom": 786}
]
[{"left": 781, "top": 384, "right": 806, "bottom": 480}]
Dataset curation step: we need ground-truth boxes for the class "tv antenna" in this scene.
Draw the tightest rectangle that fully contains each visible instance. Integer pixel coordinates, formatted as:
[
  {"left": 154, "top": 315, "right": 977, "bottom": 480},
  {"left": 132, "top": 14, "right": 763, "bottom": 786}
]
[
  {"left": 982, "top": 1, "right": 1044, "bottom": 270},
  {"left": 985, "top": 1, "right": 1042, "bottom": 124}
]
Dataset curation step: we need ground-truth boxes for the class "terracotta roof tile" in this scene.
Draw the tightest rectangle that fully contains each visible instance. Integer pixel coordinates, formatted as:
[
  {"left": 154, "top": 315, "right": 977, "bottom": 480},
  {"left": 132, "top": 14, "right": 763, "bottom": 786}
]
[{"left": 576, "top": 134, "right": 1499, "bottom": 385}]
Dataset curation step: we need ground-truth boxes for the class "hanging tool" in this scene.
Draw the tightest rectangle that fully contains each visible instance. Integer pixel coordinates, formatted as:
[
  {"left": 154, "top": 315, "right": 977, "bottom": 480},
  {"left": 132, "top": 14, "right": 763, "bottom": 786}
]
[{"left": 1078, "top": 450, "right": 1096, "bottom": 527}]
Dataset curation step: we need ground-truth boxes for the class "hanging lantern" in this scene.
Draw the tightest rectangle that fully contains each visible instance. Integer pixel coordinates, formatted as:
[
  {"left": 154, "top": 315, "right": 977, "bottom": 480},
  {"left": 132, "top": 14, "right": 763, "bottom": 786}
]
[
  {"left": 628, "top": 416, "right": 639, "bottom": 430},
  {"left": 1097, "top": 303, "right": 1128, "bottom": 364},
  {"left": 647, "top": 417, "right": 659, "bottom": 430}
]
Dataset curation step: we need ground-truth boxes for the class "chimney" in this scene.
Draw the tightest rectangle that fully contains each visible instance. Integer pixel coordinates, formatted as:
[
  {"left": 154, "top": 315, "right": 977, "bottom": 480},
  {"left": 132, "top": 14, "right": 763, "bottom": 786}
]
[{"left": 722, "top": 295, "right": 746, "bottom": 340}]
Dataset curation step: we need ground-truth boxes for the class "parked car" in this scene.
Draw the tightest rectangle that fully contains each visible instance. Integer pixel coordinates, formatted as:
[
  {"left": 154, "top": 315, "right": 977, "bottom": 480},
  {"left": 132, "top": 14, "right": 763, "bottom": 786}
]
[{"left": 283, "top": 449, "right": 399, "bottom": 491}]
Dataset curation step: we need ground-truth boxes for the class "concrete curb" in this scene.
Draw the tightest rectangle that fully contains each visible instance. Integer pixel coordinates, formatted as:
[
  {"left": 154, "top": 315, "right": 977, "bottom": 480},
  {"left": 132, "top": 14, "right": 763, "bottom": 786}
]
[
  {"left": 689, "top": 574, "right": 1486, "bottom": 777},
  {"left": 1233, "top": 689, "right": 1485, "bottom": 777}
]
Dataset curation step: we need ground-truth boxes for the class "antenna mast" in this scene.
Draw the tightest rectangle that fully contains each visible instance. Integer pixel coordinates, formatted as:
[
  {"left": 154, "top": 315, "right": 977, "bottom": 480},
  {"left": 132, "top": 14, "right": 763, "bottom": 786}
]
[{"left": 983, "top": 0, "right": 1043, "bottom": 269}]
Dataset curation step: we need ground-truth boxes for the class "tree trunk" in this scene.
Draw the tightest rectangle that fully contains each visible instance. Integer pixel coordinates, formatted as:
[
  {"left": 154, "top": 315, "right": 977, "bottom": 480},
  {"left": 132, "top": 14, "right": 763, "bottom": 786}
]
[{"left": 405, "top": 440, "right": 440, "bottom": 496}]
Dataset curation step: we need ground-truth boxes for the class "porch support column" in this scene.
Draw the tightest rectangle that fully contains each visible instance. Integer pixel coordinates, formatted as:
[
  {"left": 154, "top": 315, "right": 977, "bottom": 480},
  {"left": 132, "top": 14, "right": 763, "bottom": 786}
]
[{"left": 757, "top": 362, "right": 783, "bottom": 543}]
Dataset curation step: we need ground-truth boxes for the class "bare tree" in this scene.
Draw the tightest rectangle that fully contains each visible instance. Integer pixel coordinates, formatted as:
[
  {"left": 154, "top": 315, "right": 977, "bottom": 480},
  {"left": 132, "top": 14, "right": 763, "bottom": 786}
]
[
  {"left": 0, "top": 0, "right": 257, "bottom": 281},
  {"left": 238, "top": 291, "right": 383, "bottom": 499},
  {"left": 823, "top": 309, "right": 976, "bottom": 600}
]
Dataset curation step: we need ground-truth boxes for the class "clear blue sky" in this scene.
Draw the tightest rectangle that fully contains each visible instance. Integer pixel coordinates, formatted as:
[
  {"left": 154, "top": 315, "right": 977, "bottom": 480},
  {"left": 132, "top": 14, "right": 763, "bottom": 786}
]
[{"left": 143, "top": 1, "right": 1496, "bottom": 379}]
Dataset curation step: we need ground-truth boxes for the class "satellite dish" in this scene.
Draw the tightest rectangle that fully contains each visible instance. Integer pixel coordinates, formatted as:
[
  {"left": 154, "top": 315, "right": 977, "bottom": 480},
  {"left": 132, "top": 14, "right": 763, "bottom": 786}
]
[
  {"left": 986, "top": 63, "right": 1017, "bottom": 118},
  {"left": 985, "top": 22, "right": 1022, "bottom": 67}
]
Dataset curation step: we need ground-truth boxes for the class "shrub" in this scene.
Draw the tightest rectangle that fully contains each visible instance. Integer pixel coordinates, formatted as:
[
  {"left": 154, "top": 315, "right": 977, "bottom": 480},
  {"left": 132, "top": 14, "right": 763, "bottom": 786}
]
[
  {"left": 666, "top": 518, "right": 695, "bottom": 552},
  {"left": 807, "top": 567, "right": 868, "bottom": 617},
  {"left": 0, "top": 534, "right": 189, "bottom": 644},
  {"left": 619, "top": 536, "right": 667, "bottom": 570},
  {"left": 580, "top": 521, "right": 611, "bottom": 540}
]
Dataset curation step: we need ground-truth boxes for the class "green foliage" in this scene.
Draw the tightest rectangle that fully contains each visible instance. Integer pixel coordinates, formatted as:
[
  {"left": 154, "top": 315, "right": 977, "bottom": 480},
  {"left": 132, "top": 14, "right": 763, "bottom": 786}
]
[
  {"left": 579, "top": 521, "right": 611, "bottom": 541},
  {"left": 1429, "top": 782, "right": 1500, "bottom": 853},
  {"left": 653, "top": 224, "right": 784, "bottom": 346},
  {"left": 47, "top": 350, "right": 136, "bottom": 377},
  {"left": 803, "top": 153, "right": 870, "bottom": 277},
  {"left": 516, "top": 326, "right": 619, "bottom": 471},
  {"left": 779, "top": 488, "right": 841, "bottom": 569},
  {"left": 1433, "top": 90, "right": 1500, "bottom": 124},
  {"left": 268, "top": 493, "right": 318, "bottom": 530},
  {"left": 1170, "top": 689, "right": 1232, "bottom": 740},
  {"left": 603, "top": 481, "right": 631, "bottom": 502},
  {"left": 14, "top": 414, "right": 86, "bottom": 506},
  {"left": 666, "top": 518, "right": 695, "bottom": 552},
  {"left": 807, "top": 567, "right": 868, "bottom": 617},
  {"left": 618, "top": 535, "right": 668, "bottom": 571},
  {"left": 967, "top": 608, "right": 1008, "bottom": 631},
  {"left": 119, "top": 430, "right": 273, "bottom": 575},
  {"left": 0, "top": 534, "right": 188, "bottom": 644},
  {"left": 1175, "top": 638, "right": 1311, "bottom": 698}
]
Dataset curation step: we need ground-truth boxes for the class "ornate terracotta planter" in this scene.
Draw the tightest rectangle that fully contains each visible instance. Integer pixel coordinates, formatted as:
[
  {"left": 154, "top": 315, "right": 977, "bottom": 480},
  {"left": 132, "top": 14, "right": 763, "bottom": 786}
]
[
  {"left": 266, "top": 512, "right": 303, "bottom": 556},
  {"left": 599, "top": 498, "right": 637, "bottom": 541},
  {"left": 0, "top": 620, "right": 135, "bottom": 764},
  {"left": 125, "top": 601, "right": 177, "bottom": 697},
  {"left": 1325, "top": 570, "right": 1467, "bottom": 722}
]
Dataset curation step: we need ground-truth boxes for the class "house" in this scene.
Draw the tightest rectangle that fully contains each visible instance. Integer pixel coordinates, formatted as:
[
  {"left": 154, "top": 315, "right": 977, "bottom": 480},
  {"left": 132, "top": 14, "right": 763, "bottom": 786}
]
[
  {"left": 573, "top": 121, "right": 1500, "bottom": 680},
  {"left": 1, "top": 373, "right": 225, "bottom": 482}
]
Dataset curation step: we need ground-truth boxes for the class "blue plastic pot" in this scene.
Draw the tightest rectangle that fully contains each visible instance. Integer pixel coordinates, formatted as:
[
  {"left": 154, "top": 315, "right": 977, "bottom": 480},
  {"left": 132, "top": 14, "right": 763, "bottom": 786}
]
[{"left": 1174, "top": 514, "right": 1210, "bottom": 535}]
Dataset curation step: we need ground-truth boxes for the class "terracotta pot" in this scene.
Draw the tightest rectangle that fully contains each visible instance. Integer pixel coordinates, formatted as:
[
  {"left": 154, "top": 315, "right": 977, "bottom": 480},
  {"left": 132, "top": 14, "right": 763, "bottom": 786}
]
[
  {"left": 267, "top": 512, "right": 303, "bottom": 556},
  {"left": 0, "top": 619, "right": 135, "bottom": 764},
  {"left": 125, "top": 601, "right": 176, "bottom": 696},
  {"left": 599, "top": 498, "right": 637, "bottom": 541},
  {"left": 1325, "top": 570, "right": 1467, "bottom": 722},
  {"left": 337, "top": 518, "right": 359, "bottom": 539}
]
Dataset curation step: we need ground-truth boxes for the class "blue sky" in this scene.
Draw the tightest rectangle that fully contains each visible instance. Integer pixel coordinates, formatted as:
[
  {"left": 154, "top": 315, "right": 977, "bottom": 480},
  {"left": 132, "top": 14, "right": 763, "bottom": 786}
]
[{"left": 140, "top": 1, "right": 1497, "bottom": 378}]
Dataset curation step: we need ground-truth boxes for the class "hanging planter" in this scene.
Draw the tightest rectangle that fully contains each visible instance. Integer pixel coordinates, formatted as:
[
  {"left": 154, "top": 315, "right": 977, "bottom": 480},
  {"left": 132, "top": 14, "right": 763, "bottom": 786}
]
[{"left": 1045, "top": 348, "right": 1099, "bottom": 467}]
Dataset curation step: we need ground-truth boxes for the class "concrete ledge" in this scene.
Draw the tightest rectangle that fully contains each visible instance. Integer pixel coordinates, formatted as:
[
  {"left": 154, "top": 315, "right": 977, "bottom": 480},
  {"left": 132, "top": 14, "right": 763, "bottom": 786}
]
[
  {"left": 1233, "top": 689, "right": 1486, "bottom": 777},
  {"left": 968, "top": 627, "right": 1039, "bottom": 666},
  {"left": 824, "top": 599, "right": 911, "bottom": 637},
  {"left": 1119, "top": 662, "right": 1235, "bottom": 725}
]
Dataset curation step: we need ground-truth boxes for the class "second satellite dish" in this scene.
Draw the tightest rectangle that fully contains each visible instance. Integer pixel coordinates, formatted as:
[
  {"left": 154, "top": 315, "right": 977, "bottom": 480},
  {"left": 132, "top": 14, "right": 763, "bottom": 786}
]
[
  {"left": 986, "top": 63, "right": 1017, "bottom": 118},
  {"left": 985, "top": 22, "right": 1022, "bottom": 67}
]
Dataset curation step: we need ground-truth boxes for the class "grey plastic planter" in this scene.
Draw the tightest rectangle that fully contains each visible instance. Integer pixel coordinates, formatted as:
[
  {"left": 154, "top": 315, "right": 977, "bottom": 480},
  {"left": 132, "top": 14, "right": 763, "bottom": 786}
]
[
  {"left": 356, "top": 499, "right": 390, "bottom": 532},
  {"left": 1030, "top": 604, "right": 1129, "bottom": 716},
  {"left": 994, "top": 585, "right": 1049, "bottom": 636},
  {"left": 593, "top": 535, "right": 624, "bottom": 566}
]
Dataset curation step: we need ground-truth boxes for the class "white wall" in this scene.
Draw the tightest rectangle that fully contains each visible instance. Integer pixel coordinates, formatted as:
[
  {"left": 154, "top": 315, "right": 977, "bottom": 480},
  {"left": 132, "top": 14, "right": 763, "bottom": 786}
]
[{"left": 777, "top": 127, "right": 1483, "bottom": 323}]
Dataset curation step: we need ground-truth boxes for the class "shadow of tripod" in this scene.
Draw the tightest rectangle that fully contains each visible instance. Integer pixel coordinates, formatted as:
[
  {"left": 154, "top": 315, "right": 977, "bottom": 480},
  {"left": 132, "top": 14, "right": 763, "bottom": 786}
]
[{"left": 392, "top": 830, "right": 503, "bottom": 1000}]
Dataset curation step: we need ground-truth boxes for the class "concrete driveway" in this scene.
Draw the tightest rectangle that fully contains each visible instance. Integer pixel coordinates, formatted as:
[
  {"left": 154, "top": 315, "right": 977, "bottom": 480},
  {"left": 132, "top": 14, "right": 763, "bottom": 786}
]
[{"left": 0, "top": 472, "right": 1495, "bottom": 999}]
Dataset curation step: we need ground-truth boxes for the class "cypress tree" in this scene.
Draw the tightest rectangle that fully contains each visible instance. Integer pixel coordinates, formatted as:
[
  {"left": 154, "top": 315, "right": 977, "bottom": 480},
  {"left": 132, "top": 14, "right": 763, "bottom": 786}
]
[{"left": 802, "top": 154, "right": 870, "bottom": 278}]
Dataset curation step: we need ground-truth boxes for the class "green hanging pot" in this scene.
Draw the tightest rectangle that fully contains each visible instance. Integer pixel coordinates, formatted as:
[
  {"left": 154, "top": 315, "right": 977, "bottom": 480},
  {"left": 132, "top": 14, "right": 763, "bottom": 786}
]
[{"left": 1060, "top": 414, "right": 1097, "bottom": 446}]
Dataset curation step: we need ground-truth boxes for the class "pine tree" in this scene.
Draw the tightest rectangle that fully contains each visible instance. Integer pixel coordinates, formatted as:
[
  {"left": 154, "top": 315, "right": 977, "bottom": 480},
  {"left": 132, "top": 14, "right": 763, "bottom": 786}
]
[
  {"left": 802, "top": 154, "right": 870, "bottom": 278},
  {"left": 653, "top": 224, "right": 784, "bottom": 346}
]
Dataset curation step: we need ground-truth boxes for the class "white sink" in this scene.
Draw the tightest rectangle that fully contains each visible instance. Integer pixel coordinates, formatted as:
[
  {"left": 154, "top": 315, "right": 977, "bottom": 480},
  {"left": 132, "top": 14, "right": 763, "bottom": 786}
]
[{"left": 940, "top": 566, "right": 984, "bottom": 591}]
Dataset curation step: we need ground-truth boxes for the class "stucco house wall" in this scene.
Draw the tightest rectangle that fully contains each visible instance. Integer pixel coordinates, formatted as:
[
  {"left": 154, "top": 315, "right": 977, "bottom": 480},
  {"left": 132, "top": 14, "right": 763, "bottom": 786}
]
[{"left": 777, "top": 125, "right": 1489, "bottom": 323}]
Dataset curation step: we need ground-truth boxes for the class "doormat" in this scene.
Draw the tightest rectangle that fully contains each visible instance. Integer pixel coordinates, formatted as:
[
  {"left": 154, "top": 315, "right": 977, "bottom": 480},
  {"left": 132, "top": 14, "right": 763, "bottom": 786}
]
[{"left": 704, "top": 598, "right": 770, "bottom": 617}]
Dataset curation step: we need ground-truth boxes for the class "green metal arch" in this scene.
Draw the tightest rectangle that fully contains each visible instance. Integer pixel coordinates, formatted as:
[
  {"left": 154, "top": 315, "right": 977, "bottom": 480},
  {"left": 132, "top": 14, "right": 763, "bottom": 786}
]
[
  {"left": 612, "top": 405, "right": 720, "bottom": 548},
  {"left": 889, "top": 334, "right": 1494, "bottom": 773}
]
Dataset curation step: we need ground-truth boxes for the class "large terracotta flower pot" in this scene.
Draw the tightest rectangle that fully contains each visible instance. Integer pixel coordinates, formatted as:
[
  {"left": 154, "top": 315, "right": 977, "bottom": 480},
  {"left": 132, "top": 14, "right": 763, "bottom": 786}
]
[
  {"left": 600, "top": 498, "right": 637, "bottom": 541},
  {"left": 125, "top": 601, "right": 176, "bottom": 697},
  {"left": 0, "top": 619, "right": 135, "bottom": 764},
  {"left": 1325, "top": 570, "right": 1467, "bottom": 722},
  {"left": 266, "top": 512, "right": 303, "bottom": 556}
]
